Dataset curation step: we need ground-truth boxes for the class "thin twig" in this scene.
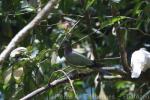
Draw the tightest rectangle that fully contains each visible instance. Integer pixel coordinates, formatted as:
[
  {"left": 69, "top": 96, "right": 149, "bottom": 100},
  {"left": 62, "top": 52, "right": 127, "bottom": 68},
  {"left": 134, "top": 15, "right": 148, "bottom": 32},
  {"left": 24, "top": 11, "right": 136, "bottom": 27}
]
[
  {"left": 128, "top": 27, "right": 150, "bottom": 36},
  {"left": 140, "top": 90, "right": 150, "bottom": 100},
  {"left": 72, "top": 28, "right": 104, "bottom": 45},
  {"left": 103, "top": 75, "right": 122, "bottom": 79},
  {"left": 85, "top": 11, "right": 98, "bottom": 59},
  {"left": 7, "top": 11, "right": 35, "bottom": 16},
  {"left": 102, "top": 56, "right": 121, "bottom": 60},
  {"left": 59, "top": 19, "right": 81, "bottom": 48},
  {"left": 56, "top": 70, "right": 79, "bottom": 100}
]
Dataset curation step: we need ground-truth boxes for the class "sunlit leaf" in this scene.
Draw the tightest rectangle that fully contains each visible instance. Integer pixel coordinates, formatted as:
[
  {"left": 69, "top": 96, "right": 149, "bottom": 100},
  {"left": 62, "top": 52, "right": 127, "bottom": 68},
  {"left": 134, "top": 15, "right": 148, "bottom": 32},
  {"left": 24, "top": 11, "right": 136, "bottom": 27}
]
[
  {"left": 100, "top": 16, "right": 127, "bottom": 29},
  {"left": 14, "top": 67, "right": 23, "bottom": 81},
  {"left": 99, "top": 83, "right": 108, "bottom": 100},
  {"left": 51, "top": 51, "right": 58, "bottom": 65},
  {"left": 3, "top": 68, "right": 12, "bottom": 84},
  {"left": 86, "top": 0, "right": 95, "bottom": 10}
]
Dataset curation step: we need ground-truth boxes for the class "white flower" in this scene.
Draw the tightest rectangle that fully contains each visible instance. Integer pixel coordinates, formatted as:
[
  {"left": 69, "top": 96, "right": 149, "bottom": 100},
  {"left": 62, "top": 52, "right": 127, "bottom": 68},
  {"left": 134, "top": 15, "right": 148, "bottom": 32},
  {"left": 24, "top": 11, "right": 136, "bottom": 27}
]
[{"left": 131, "top": 48, "right": 150, "bottom": 78}]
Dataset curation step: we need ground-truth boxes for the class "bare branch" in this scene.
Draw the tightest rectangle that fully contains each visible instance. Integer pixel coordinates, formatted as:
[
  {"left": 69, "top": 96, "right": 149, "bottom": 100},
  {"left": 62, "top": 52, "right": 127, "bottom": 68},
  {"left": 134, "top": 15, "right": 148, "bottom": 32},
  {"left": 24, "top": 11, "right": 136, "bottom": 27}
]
[
  {"left": 120, "top": 27, "right": 150, "bottom": 36},
  {"left": 128, "top": 27, "right": 150, "bottom": 36},
  {"left": 0, "top": 0, "right": 59, "bottom": 65},
  {"left": 84, "top": 11, "right": 99, "bottom": 60},
  {"left": 116, "top": 27, "right": 131, "bottom": 74},
  {"left": 20, "top": 68, "right": 150, "bottom": 100},
  {"left": 103, "top": 75, "right": 122, "bottom": 79},
  {"left": 20, "top": 71, "right": 93, "bottom": 100}
]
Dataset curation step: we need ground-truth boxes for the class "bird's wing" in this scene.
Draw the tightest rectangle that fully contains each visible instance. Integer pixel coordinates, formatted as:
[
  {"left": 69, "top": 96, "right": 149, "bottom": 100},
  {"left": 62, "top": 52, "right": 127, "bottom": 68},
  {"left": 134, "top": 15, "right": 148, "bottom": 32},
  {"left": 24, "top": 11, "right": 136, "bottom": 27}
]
[{"left": 65, "top": 51, "right": 93, "bottom": 66}]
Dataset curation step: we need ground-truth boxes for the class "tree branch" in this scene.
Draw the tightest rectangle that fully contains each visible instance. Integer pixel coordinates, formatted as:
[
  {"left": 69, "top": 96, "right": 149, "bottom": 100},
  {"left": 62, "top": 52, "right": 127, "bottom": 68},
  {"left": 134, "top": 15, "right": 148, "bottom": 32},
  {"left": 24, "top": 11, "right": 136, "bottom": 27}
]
[
  {"left": 20, "top": 71, "right": 93, "bottom": 100},
  {"left": 20, "top": 68, "right": 150, "bottom": 100},
  {"left": 116, "top": 27, "right": 131, "bottom": 74},
  {"left": 85, "top": 10, "right": 99, "bottom": 60},
  {"left": 0, "top": 0, "right": 59, "bottom": 66}
]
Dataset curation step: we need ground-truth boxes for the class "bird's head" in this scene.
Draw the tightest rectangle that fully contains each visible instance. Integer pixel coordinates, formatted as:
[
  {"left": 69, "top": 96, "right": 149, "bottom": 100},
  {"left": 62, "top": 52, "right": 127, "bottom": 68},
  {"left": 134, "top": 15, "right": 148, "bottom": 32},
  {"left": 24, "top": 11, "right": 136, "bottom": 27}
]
[
  {"left": 62, "top": 39, "right": 71, "bottom": 48},
  {"left": 61, "top": 39, "right": 72, "bottom": 54}
]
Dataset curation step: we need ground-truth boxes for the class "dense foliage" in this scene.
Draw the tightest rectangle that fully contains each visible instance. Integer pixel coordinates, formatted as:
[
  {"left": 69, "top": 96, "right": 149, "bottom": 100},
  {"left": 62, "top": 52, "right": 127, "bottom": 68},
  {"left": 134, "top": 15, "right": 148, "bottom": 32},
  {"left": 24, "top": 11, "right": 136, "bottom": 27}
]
[{"left": 0, "top": 0, "right": 150, "bottom": 99}]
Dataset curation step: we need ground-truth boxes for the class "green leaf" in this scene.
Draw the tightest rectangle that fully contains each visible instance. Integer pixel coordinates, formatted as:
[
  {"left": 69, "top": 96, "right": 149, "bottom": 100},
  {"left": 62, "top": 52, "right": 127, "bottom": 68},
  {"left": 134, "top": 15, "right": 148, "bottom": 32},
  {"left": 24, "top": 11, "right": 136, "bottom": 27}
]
[
  {"left": 86, "top": 0, "right": 95, "bottom": 9},
  {"left": 100, "top": 16, "right": 128, "bottom": 29}
]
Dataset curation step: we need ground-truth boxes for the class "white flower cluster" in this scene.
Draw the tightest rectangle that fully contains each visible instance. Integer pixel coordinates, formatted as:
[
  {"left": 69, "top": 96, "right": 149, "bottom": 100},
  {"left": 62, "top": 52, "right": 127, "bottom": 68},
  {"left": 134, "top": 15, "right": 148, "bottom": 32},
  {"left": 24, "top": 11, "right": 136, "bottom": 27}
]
[{"left": 131, "top": 48, "right": 150, "bottom": 78}]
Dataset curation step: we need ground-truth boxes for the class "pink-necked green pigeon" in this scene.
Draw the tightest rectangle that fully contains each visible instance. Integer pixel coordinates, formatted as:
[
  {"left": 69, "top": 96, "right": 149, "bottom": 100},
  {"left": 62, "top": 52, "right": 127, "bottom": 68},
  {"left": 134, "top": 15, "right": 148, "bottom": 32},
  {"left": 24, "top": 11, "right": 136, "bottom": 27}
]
[{"left": 62, "top": 40, "right": 102, "bottom": 68}]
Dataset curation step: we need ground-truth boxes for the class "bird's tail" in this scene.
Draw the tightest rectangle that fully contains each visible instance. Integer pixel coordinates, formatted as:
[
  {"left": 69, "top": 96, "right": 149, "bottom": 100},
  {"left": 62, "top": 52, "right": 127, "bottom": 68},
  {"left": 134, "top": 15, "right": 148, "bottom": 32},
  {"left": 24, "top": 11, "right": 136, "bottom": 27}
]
[
  {"left": 89, "top": 61, "right": 111, "bottom": 75},
  {"left": 92, "top": 61, "right": 104, "bottom": 68}
]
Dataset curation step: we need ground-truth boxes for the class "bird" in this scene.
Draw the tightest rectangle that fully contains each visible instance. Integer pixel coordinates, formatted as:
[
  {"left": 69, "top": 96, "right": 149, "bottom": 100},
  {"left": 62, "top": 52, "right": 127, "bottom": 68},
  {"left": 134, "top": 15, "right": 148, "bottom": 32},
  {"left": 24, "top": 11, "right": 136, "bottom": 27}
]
[
  {"left": 62, "top": 40, "right": 103, "bottom": 69},
  {"left": 131, "top": 48, "right": 150, "bottom": 78}
]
